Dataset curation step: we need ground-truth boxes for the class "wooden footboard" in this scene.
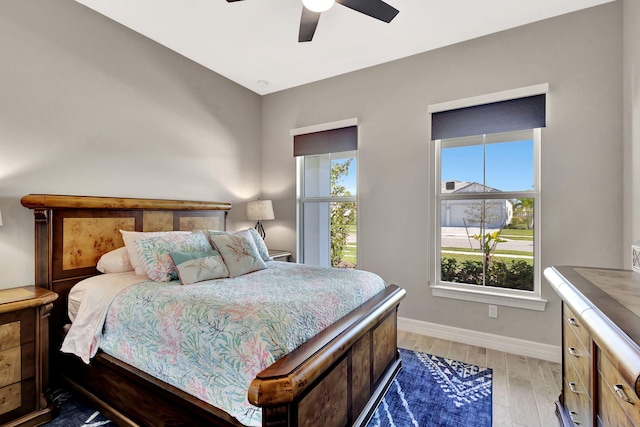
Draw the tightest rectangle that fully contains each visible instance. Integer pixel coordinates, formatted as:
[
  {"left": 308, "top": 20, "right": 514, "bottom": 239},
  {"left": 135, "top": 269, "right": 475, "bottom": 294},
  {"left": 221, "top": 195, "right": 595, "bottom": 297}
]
[
  {"left": 22, "top": 194, "right": 406, "bottom": 427},
  {"left": 251, "top": 285, "right": 404, "bottom": 427}
]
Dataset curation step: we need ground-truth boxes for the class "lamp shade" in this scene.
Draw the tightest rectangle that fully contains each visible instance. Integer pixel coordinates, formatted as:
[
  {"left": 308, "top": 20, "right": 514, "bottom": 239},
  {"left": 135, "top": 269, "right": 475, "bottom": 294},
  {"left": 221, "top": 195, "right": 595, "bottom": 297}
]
[{"left": 247, "top": 200, "right": 274, "bottom": 221}]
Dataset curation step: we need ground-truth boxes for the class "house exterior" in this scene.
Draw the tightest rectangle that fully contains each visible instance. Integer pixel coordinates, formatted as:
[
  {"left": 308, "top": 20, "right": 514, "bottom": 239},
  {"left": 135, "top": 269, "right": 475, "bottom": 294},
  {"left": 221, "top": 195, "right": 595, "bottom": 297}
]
[{"left": 440, "top": 181, "right": 513, "bottom": 228}]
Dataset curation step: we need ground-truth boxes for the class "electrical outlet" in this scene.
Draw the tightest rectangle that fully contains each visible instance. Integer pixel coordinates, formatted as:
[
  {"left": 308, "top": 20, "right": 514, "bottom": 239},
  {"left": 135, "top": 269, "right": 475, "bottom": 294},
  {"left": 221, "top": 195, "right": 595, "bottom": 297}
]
[{"left": 488, "top": 305, "right": 498, "bottom": 319}]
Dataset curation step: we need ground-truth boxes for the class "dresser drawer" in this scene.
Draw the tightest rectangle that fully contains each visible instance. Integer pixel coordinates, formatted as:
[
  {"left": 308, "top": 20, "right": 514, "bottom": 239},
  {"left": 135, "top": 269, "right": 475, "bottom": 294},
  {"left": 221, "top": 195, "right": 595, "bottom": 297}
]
[
  {"left": 598, "top": 350, "right": 640, "bottom": 426},
  {"left": 564, "top": 363, "right": 591, "bottom": 426},
  {"left": 564, "top": 304, "right": 591, "bottom": 357},
  {"left": 564, "top": 320, "right": 590, "bottom": 395}
]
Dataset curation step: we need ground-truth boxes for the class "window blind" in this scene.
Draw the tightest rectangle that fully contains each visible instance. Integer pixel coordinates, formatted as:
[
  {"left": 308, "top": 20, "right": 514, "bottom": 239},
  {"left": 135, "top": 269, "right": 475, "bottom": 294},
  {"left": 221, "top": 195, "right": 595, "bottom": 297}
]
[
  {"left": 431, "top": 94, "right": 546, "bottom": 140},
  {"left": 293, "top": 126, "right": 357, "bottom": 157}
]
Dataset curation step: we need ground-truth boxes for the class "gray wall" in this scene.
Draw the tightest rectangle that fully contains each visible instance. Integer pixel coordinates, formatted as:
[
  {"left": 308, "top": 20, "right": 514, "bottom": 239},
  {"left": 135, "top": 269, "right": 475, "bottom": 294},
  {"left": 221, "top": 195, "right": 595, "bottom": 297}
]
[
  {"left": 0, "top": 0, "right": 262, "bottom": 288},
  {"left": 261, "top": 3, "right": 623, "bottom": 346},
  {"left": 623, "top": 0, "right": 640, "bottom": 264}
]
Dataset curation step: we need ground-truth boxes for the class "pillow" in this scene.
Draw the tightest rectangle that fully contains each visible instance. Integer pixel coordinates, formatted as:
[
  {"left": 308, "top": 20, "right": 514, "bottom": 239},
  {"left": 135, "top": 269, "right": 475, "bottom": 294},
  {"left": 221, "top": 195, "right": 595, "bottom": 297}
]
[
  {"left": 120, "top": 230, "right": 190, "bottom": 276},
  {"left": 246, "top": 227, "right": 273, "bottom": 262},
  {"left": 96, "top": 247, "right": 134, "bottom": 274},
  {"left": 210, "top": 230, "right": 267, "bottom": 277},
  {"left": 170, "top": 251, "right": 229, "bottom": 285},
  {"left": 135, "top": 232, "right": 213, "bottom": 282},
  {"left": 206, "top": 229, "right": 272, "bottom": 262}
]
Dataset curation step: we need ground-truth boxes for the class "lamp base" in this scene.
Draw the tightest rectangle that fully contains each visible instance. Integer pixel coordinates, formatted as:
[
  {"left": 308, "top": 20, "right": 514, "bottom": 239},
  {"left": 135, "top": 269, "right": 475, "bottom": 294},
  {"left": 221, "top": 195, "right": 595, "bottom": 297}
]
[{"left": 255, "top": 221, "right": 266, "bottom": 240}]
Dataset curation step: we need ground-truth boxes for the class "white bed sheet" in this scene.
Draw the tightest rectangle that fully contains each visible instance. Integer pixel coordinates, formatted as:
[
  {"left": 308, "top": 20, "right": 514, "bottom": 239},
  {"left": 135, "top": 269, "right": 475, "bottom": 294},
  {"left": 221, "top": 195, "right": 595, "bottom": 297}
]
[{"left": 61, "top": 272, "right": 145, "bottom": 363}]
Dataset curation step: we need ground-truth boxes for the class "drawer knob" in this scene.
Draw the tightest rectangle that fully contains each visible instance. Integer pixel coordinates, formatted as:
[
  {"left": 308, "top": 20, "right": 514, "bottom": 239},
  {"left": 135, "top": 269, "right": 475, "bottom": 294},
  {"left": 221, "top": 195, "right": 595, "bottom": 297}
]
[
  {"left": 568, "top": 347, "right": 580, "bottom": 357},
  {"left": 569, "top": 411, "right": 582, "bottom": 425},
  {"left": 568, "top": 318, "right": 579, "bottom": 327},
  {"left": 614, "top": 384, "right": 634, "bottom": 404},
  {"left": 569, "top": 382, "right": 580, "bottom": 394}
]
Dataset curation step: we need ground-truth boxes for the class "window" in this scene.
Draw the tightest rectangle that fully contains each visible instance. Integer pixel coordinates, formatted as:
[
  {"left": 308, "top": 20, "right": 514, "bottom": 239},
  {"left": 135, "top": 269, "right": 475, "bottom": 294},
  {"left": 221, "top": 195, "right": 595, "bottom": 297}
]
[
  {"left": 294, "top": 122, "right": 357, "bottom": 268},
  {"left": 429, "top": 86, "right": 547, "bottom": 310}
]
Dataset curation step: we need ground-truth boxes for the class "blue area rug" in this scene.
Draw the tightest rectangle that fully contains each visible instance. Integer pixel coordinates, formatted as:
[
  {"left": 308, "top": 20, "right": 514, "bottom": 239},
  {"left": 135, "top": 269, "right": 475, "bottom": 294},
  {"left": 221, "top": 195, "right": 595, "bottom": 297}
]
[
  {"left": 367, "top": 349, "right": 492, "bottom": 427},
  {"left": 43, "top": 348, "right": 491, "bottom": 427}
]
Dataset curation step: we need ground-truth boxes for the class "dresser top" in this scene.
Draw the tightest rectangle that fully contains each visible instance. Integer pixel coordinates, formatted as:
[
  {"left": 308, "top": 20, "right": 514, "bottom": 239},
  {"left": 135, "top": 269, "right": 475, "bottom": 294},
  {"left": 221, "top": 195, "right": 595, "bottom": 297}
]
[
  {"left": 574, "top": 267, "right": 640, "bottom": 318},
  {"left": 546, "top": 266, "right": 640, "bottom": 350}
]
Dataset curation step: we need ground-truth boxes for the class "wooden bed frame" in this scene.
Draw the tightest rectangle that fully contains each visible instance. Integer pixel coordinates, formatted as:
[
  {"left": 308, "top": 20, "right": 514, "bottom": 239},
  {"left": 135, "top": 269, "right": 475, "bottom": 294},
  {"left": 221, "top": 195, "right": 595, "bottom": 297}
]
[{"left": 21, "top": 194, "right": 406, "bottom": 427}]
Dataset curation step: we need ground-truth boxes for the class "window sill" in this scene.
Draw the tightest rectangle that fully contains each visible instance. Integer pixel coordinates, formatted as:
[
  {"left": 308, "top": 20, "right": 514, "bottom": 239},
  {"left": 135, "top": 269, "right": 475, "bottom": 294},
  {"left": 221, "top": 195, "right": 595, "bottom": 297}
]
[{"left": 431, "top": 283, "right": 547, "bottom": 311}]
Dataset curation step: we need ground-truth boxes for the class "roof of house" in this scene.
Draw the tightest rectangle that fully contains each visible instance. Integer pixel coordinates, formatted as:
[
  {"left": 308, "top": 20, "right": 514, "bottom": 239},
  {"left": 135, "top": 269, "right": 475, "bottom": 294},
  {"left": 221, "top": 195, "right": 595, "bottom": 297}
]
[{"left": 441, "top": 180, "right": 503, "bottom": 193}]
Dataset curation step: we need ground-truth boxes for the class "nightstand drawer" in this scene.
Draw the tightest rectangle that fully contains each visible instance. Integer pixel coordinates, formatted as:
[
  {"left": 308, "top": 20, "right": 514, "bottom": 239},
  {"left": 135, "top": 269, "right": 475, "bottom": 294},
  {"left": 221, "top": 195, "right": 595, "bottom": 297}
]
[
  {"left": 0, "top": 383, "right": 21, "bottom": 415},
  {"left": 0, "top": 321, "right": 20, "bottom": 351},
  {"left": 0, "top": 346, "right": 21, "bottom": 388}
]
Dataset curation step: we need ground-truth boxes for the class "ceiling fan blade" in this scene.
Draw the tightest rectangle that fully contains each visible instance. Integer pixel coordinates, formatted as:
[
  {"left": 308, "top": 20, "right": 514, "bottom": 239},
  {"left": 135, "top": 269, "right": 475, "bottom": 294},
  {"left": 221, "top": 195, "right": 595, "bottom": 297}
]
[
  {"left": 226, "top": 0, "right": 245, "bottom": 2},
  {"left": 335, "top": 0, "right": 399, "bottom": 23},
  {"left": 299, "top": 7, "right": 321, "bottom": 42}
]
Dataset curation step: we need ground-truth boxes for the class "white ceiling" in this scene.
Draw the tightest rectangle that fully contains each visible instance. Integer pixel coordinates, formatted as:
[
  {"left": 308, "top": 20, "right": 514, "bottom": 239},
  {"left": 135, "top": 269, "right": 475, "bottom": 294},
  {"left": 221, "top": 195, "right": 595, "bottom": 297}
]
[{"left": 74, "top": 0, "right": 614, "bottom": 95}]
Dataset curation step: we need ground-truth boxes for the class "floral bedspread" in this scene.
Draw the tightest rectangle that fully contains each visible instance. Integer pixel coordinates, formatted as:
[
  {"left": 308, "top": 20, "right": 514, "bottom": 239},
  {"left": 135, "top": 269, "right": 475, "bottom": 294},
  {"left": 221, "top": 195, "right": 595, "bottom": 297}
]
[{"left": 99, "top": 262, "right": 387, "bottom": 426}]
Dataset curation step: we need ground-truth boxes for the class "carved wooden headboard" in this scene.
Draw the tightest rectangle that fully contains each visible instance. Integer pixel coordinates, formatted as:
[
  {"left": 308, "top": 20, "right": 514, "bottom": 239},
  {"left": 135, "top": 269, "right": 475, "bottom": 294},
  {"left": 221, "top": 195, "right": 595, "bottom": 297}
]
[{"left": 21, "top": 194, "right": 232, "bottom": 333}]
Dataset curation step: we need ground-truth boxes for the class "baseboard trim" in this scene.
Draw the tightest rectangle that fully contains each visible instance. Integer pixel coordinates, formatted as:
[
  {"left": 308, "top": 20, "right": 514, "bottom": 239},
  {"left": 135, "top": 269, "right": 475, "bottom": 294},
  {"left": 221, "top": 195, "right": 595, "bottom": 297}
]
[{"left": 398, "top": 317, "right": 561, "bottom": 363}]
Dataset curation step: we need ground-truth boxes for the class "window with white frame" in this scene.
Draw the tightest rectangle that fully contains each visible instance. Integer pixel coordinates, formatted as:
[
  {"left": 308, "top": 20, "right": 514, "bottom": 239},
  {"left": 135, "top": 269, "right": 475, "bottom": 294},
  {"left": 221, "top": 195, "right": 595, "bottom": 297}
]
[
  {"left": 429, "top": 88, "right": 547, "bottom": 310},
  {"left": 294, "top": 123, "right": 357, "bottom": 268}
]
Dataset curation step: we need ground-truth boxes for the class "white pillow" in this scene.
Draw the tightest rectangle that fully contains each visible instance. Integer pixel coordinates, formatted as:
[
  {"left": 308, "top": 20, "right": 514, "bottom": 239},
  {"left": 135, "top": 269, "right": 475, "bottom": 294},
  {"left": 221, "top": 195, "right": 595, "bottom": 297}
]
[
  {"left": 120, "top": 230, "right": 190, "bottom": 276},
  {"left": 96, "top": 247, "right": 133, "bottom": 274}
]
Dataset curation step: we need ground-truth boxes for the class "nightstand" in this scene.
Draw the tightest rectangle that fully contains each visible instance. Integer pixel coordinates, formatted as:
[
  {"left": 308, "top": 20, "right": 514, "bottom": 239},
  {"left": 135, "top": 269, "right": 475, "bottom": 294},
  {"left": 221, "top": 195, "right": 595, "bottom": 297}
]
[
  {"left": 268, "top": 249, "right": 292, "bottom": 262},
  {"left": 0, "top": 286, "right": 58, "bottom": 427}
]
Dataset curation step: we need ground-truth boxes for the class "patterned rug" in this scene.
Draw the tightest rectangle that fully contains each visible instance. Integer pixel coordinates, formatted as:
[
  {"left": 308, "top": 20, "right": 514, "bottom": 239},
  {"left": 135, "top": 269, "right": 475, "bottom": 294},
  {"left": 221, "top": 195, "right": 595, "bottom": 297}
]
[
  {"left": 367, "top": 349, "right": 492, "bottom": 427},
  {"left": 43, "top": 349, "right": 492, "bottom": 427}
]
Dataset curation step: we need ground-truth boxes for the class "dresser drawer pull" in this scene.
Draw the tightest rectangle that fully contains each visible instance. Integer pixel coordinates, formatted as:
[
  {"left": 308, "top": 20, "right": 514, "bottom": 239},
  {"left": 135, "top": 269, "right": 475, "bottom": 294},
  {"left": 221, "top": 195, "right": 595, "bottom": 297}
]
[
  {"left": 569, "top": 411, "right": 581, "bottom": 425},
  {"left": 568, "top": 382, "right": 580, "bottom": 394},
  {"left": 568, "top": 347, "right": 579, "bottom": 357},
  {"left": 614, "top": 384, "right": 634, "bottom": 404},
  {"left": 568, "top": 318, "right": 579, "bottom": 327}
]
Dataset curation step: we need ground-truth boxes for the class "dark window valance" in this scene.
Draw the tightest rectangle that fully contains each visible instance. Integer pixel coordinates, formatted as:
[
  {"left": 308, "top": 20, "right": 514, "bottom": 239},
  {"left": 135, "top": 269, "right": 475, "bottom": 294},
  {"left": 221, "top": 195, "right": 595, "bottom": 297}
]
[
  {"left": 431, "top": 94, "right": 546, "bottom": 140},
  {"left": 293, "top": 126, "right": 357, "bottom": 157}
]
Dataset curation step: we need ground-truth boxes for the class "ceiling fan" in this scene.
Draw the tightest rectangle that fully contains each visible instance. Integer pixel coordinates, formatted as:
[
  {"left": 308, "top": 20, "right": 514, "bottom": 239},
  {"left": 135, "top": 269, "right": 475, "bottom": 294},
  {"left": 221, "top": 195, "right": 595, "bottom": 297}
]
[{"left": 226, "top": 0, "right": 399, "bottom": 42}]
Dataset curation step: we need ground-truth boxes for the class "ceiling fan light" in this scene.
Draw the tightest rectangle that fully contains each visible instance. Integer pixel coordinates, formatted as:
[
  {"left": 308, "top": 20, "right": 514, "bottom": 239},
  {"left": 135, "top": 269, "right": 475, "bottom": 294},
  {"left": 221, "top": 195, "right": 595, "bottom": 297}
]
[{"left": 302, "top": 0, "right": 334, "bottom": 13}]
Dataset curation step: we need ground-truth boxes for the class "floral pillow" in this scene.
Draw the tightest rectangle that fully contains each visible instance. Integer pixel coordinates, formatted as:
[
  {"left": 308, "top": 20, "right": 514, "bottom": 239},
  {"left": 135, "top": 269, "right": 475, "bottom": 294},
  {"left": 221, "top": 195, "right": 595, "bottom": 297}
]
[
  {"left": 210, "top": 230, "right": 267, "bottom": 277},
  {"left": 205, "top": 228, "right": 272, "bottom": 262},
  {"left": 246, "top": 227, "right": 273, "bottom": 262},
  {"left": 135, "top": 232, "right": 213, "bottom": 282},
  {"left": 170, "top": 251, "right": 229, "bottom": 285},
  {"left": 121, "top": 230, "right": 190, "bottom": 276}
]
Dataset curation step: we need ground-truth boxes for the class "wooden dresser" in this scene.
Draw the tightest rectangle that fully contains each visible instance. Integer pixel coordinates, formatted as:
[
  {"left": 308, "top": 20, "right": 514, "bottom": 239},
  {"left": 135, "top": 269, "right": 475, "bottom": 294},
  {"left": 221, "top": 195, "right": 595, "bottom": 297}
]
[
  {"left": 0, "top": 286, "right": 58, "bottom": 427},
  {"left": 545, "top": 266, "right": 640, "bottom": 427}
]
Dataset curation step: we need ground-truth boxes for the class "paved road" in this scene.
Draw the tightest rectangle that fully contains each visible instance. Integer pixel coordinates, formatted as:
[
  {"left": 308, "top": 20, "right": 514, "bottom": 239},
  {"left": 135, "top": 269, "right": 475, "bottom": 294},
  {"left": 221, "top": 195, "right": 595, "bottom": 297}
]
[{"left": 441, "top": 227, "right": 533, "bottom": 253}]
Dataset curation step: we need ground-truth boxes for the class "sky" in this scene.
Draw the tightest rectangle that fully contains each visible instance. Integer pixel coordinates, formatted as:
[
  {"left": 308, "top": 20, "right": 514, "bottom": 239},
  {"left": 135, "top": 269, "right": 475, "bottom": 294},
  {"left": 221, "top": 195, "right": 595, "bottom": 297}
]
[
  {"left": 441, "top": 139, "right": 534, "bottom": 192},
  {"left": 333, "top": 157, "right": 357, "bottom": 195},
  {"left": 331, "top": 138, "right": 534, "bottom": 195}
]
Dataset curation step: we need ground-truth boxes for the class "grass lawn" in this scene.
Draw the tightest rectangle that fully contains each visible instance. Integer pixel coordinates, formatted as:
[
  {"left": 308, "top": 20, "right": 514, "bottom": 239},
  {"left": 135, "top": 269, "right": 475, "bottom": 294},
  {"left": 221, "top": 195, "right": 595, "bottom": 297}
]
[{"left": 501, "top": 229, "right": 533, "bottom": 240}]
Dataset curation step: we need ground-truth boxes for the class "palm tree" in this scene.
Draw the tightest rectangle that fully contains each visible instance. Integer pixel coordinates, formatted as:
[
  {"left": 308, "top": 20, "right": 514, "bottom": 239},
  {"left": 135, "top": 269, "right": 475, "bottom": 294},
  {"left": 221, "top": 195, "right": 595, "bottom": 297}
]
[{"left": 513, "top": 198, "right": 534, "bottom": 229}]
